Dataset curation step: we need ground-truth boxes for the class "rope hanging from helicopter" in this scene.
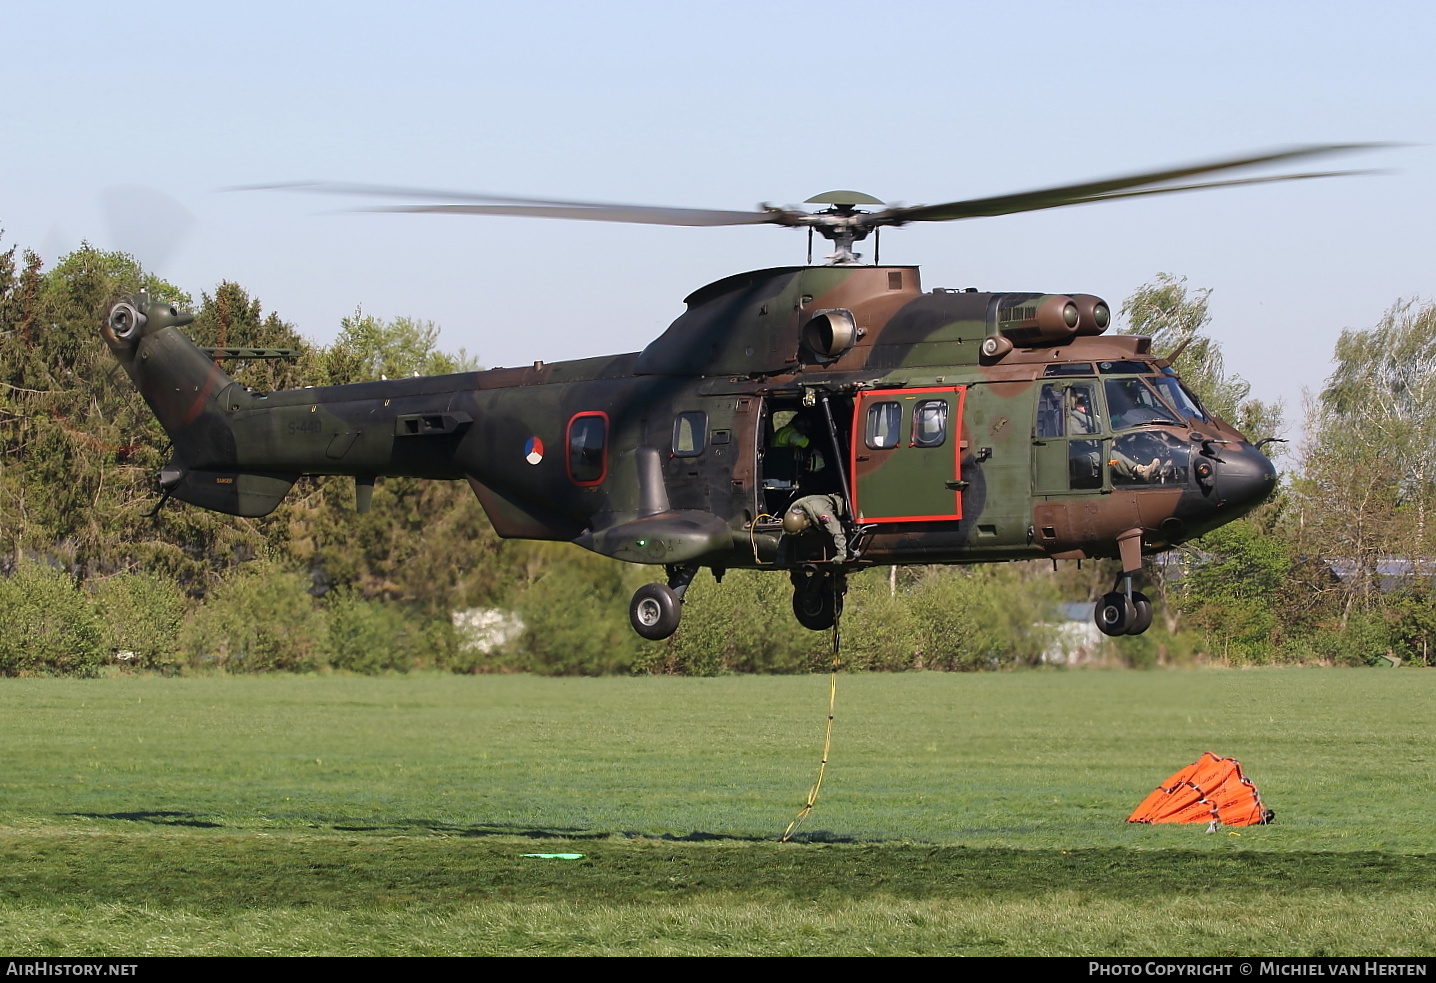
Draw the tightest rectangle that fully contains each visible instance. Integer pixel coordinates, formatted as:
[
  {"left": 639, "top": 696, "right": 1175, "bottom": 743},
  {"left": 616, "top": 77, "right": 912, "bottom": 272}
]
[
  {"left": 748, "top": 513, "right": 776, "bottom": 565},
  {"left": 780, "top": 597, "right": 843, "bottom": 843}
]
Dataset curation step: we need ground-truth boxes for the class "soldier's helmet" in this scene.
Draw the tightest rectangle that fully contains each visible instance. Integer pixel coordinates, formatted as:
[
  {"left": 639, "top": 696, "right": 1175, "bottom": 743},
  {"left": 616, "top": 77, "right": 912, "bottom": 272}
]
[{"left": 782, "top": 507, "right": 811, "bottom": 534}]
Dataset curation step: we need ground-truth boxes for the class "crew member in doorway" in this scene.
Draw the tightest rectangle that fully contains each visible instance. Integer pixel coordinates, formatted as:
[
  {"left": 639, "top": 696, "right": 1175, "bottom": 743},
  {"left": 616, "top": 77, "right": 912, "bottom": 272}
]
[
  {"left": 772, "top": 414, "right": 826, "bottom": 474},
  {"left": 782, "top": 493, "right": 849, "bottom": 562}
]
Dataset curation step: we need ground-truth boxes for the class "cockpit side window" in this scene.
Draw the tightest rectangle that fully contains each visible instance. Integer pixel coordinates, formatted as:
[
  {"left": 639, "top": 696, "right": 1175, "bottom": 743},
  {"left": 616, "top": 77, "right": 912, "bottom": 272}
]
[
  {"left": 1037, "top": 382, "right": 1102, "bottom": 438},
  {"left": 1066, "top": 383, "right": 1101, "bottom": 435}
]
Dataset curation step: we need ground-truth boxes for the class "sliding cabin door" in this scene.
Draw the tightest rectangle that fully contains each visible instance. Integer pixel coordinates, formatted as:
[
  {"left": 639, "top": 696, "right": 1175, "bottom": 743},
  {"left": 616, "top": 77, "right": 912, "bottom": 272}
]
[{"left": 850, "top": 387, "right": 965, "bottom": 523}]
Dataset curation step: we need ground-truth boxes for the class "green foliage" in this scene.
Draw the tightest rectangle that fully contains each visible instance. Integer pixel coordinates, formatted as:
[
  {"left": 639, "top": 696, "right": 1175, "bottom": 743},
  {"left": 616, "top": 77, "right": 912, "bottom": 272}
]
[
  {"left": 331, "top": 308, "right": 477, "bottom": 382},
  {"left": 636, "top": 564, "right": 1061, "bottom": 676},
  {"left": 1388, "top": 584, "right": 1436, "bottom": 666},
  {"left": 0, "top": 238, "right": 506, "bottom": 624},
  {"left": 1290, "top": 612, "right": 1396, "bottom": 667},
  {"left": 840, "top": 572, "right": 922, "bottom": 671},
  {"left": 907, "top": 566, "right": 1057, "bottom": 670},
  {"left": 324, "top": 590, "right": 461, "bottom": 674},
  {"left": 1313, "top": 297, "right": 1436, "bottom": 560},
  {"left": 301, "top": 473, "right": 513, "bottom": 614},
  {"left": 34, "top": 244, "right": 190, "bottom": 371},
  {"left": 645, "top": 569, "right": 823, "bottom": 675},
  {"left": 90, "top": 570, "right": 188, "bottom": 670},
  {"left": 1286, "top": 298, "right": 1436, "bottom": 634},
  {"left": 178, "top": 561, "right": 330, "bottom": 672},
  {"left": 0, "top": 245, "right": 268, "bottom": 592},
  {"left": 1118, "top": 273, "right": 1285, "bottom": 444},
  {"left": 1185, "top": 521, "right": 1290, "bottom": 604},
  {"left": 189, "top": 282, "right": 316, "bottom": 395},
  {"left": 325, "top": 590, "right": 421, "bottom": 674},
  {"left": 500, "top": 544, "right": 649, "bottom": 675},
  {"left": 0, "top": 559, "right": 104, "bottom": 675}
]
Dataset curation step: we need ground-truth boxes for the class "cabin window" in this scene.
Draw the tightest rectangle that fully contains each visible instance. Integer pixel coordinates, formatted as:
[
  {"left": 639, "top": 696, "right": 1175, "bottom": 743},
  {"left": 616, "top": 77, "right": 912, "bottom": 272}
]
[
  {"left": 911, "top": 400, "right": 947, "bottom": 447},
  {"left": 672, "top": 412, "right": 707, "bottom": 457},
  {"left": 865, "top": 401, "right": 902, "bottom": 449},
  {"left": 566, "top": 412, "right": 608, "bottom": 485}
]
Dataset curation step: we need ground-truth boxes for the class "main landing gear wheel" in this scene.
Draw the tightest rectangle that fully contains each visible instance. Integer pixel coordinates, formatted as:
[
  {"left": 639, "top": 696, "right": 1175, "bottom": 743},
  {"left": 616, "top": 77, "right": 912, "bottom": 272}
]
[
  {"left": 791, "top": 569, "right": 845, "bottom": 632},
  {"left": 1094, "top": 590, "right": 1153, "bottom": 636},
  {"left": 629, "top": 583, "right": 681, "bottom": 640}
]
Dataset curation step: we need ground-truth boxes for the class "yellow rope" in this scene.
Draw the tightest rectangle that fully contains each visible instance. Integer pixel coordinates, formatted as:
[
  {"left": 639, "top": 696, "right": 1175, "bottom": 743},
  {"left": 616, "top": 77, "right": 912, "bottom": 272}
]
[
  {"left": 780, "top": 608, "right": 841, "bottom": 842},
  {"left": 749, "top": 513, "right": 776, "bottom": 564}
]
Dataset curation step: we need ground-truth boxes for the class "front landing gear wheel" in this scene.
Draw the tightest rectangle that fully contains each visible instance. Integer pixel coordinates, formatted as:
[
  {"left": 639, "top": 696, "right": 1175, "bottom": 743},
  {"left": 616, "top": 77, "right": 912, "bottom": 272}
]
[
  {"left": 791, "top": 571, "right": 844, "bottom": 631},
  {"left": 630, "top": 583, "right": 681, "bottom": 640},
  {"left": 1129, "top": 592, "right": 1153, "bottom": 635},
  {"left": 1095, "top": 592, "right": 1137, "bottom": 636}
]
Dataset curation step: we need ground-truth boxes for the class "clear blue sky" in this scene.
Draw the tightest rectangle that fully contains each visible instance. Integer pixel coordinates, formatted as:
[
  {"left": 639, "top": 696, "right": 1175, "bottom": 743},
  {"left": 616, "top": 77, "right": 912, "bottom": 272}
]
[{"left": 4, "top": 0, "right": 1432, "bottom": 435}]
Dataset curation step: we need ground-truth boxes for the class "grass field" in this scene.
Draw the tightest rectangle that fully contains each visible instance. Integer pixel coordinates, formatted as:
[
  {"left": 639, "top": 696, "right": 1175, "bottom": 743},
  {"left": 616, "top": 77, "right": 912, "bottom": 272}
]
[{"left": 0, "top": 669, "right": 1432, "bottom": 956}]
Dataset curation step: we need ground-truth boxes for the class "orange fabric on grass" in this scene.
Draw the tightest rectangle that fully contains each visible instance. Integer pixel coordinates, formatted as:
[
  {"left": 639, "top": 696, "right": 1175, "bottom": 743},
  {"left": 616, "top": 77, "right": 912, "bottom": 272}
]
[{"left": 1127, "top": 752, "right": 1268, "bottom": 826}]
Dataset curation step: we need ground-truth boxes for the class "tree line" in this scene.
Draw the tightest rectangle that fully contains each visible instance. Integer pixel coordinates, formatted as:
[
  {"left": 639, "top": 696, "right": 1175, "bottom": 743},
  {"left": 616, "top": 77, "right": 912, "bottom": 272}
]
[
  {"left": 1119, "top": 276, "right": 1435, "bottom": 668},
  {"left": 0, "top": 235, "right": 1431, "bottom": 675}
]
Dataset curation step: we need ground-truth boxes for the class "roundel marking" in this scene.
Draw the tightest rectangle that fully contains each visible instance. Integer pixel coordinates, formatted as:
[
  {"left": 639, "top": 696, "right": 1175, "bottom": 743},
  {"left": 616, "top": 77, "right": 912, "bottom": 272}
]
[{"left": 524, "top": 436, "right": 544, "bottom": 465}]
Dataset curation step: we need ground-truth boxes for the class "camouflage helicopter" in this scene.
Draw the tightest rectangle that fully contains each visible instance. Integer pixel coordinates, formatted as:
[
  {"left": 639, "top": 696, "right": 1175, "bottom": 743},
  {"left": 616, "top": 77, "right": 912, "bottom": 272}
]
[{"left": 102, "top": 145, "right": 1375, "bottom": 641}]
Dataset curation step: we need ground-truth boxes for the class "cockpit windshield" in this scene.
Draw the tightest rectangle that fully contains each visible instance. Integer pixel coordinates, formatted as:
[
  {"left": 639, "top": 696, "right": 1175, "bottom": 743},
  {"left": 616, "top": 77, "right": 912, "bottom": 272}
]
[
  {"left": 1152, "top": 371, "right": 1210, "bottom": 423},
  {"left": 1104, "top": 377, "right": 1181, "bottom": 430}
]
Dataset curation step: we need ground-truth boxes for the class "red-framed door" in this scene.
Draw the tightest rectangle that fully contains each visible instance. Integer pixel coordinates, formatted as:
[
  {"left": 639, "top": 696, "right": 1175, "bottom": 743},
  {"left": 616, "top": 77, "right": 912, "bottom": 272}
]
[{"left": 850, "top": 387, "right": 965, "bottom": 523}]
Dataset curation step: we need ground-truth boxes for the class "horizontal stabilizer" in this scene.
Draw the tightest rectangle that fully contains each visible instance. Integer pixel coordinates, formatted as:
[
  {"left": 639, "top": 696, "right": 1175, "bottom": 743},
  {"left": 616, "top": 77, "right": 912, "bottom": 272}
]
[{"left": 161, "top": 463, "right": 298, "bottom": 517}]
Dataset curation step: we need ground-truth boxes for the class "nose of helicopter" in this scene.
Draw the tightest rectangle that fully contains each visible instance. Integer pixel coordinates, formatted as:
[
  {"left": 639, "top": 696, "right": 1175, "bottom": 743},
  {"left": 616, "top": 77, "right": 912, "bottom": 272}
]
[{"left": 1214, "top": 442, "right": 1278, "bottom": 513}]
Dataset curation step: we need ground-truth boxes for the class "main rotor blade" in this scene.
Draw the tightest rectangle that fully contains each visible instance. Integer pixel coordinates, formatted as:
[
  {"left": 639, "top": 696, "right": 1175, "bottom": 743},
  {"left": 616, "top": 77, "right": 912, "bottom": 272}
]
[
  {"left": 242, "top": 181, "right": 794, "bottom": 228},
  {"left": 363, "top": 202, "right": 788, "bottom": 228},
  {"left": 236, "top": 180, "right": 646, "bottom": 209},
  {"left": 878, "top": 143, "right": 1388, "bottom": 224},
  {"left": 1053, "top": 169, "right": 1387, "bottom": 207}
]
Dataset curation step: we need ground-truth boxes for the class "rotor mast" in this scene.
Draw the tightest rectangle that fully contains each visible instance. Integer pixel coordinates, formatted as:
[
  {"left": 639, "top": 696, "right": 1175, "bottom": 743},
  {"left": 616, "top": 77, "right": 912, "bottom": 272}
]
[{"left": 800, "top": 190, "right": 886, "bottom": 265}]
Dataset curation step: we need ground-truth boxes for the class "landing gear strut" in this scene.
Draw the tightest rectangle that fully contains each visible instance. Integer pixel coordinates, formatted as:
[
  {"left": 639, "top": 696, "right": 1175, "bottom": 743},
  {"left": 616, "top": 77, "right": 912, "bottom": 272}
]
[
  {"left": 1094, "top": 530, "right": 1152, "bottom": 636},
  {"left": 628, "top": 564, "right": 697, "bottom": 640},
  {"left": 791, "top": 567, "right": 847, "bottom": 631}
]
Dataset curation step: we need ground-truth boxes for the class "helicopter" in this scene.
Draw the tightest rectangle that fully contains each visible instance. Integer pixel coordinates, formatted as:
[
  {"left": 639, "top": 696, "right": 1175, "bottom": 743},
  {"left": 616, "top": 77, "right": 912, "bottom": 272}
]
[{"left": 102, "top": 145, "right": 1378, "bottom": 641}]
